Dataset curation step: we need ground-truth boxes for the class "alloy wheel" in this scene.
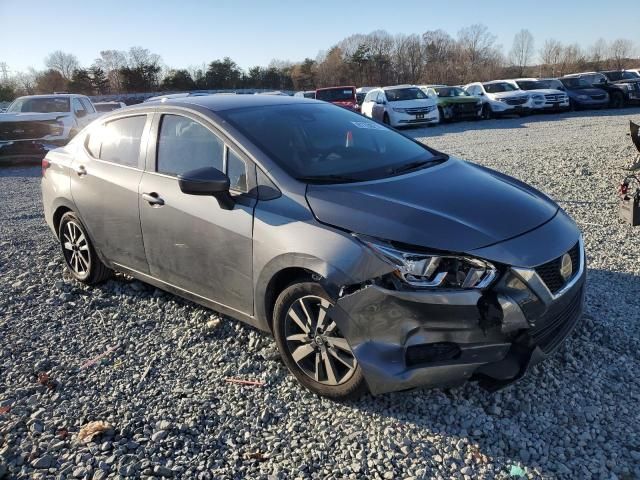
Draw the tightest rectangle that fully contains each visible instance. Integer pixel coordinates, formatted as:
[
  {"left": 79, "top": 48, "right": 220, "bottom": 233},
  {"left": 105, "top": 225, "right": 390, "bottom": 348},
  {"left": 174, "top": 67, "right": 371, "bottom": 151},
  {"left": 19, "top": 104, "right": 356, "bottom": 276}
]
[
  {"left": 284, "top": 295, "right": 357, "bottom": 386},
  {"left": 61, "top": 220, "right": 91, "bottom": 276}
]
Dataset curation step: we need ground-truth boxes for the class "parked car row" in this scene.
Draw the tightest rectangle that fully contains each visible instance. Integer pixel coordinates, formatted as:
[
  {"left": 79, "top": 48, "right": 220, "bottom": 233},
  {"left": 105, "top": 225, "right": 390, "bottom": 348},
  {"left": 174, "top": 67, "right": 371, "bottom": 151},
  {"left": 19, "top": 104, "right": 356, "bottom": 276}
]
[{"left": 297, "top": 69, "right": 640, "bottom": 126}]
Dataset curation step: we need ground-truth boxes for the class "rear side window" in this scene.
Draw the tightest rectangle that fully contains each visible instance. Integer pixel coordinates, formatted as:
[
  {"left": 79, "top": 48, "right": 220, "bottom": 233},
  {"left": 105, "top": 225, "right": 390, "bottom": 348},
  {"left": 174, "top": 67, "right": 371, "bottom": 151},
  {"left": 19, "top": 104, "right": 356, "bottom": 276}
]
[
  {"left": 85, "top": 115, "right": 146, "bottom": 168},
  {"left": 156, "top": 115, "right": 224, "bottom": 176}
]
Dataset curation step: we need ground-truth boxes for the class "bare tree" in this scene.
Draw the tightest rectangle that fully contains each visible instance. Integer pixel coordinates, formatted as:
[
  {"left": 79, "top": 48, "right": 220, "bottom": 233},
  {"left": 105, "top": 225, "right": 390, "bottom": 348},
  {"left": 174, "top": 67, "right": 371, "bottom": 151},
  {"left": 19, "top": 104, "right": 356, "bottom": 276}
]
[
  {"left": 540, "top": 39, "right": 563, "bottom": 76},
  {"left": 127, "top": 46, "right": 162, "bottom": 69},
  {"left": 94, "top": 50, "right": 128, "bottom": 92},
  {"left": 422, "top": 29, "right": 457, "bottom": 84},
  {"left": 559, "top": 43, "right": 583, "bottom": 76},
  {"left": 588, "top": 38, "right": 608, "bottom": 69},
  {"left": 393, "top": 34, "right": 424, "bottom": 84},
  {"left": 457, "top": 24, "right": 499, "bottom": 82},
  {"left": 509, "top": 29, "right": 534, "bottom": 76},
  {"left": 609, "top": 38, "right": 635, "bottom": 69},
  {"left": 15, "top": 68, "right": 38, "bottom": 95},
  {"left": 44, "top": 51, "right": 79, "bottom": 80}
]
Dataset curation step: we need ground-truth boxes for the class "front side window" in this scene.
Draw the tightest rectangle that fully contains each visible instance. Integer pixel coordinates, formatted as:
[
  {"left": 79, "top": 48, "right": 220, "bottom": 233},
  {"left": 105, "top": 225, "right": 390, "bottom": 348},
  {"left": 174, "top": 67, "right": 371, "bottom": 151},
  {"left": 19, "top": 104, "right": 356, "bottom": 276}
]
[
  {"left": 219, "top": 103, "right": 443, "bottom": 183},
  {"left": 86, "top": 115, "right": 146, "bottom": 167},
  {"left": 73, "top": 98, "right": 86, "bottom": 116},
  {"left": 80, "top": 98, "right": 95, "bottom": 113},
  {"left": 385, "top": 87, "right": 428, "bottom": 102},
  {"left": 156, "top": 115, "right": 224, "bottom": 176},
  {"left": 227, "top": 148, "right": 248, "bottom": 192}
]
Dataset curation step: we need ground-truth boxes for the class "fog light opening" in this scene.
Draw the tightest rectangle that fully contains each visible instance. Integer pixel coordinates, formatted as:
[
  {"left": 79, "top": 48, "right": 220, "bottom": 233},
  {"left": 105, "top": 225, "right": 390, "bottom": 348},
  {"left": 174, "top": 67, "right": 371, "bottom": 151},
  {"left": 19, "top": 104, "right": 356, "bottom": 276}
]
[{"left": 406, "top": 342, "right": 461, "bottom": 367}]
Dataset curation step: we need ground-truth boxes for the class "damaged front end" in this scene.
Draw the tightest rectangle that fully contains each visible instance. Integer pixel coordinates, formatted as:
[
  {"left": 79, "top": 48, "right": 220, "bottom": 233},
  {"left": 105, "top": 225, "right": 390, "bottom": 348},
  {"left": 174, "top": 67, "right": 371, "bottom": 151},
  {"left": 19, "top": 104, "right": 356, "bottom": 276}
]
[{"left": 327, "top": 236, "right": 586, "bottom": 396}]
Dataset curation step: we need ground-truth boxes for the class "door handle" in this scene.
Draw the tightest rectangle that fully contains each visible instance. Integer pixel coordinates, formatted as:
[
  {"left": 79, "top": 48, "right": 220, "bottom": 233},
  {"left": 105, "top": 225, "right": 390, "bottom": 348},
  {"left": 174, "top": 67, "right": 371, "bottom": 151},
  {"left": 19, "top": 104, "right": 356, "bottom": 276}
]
[
  {"left": 141, "top": 192, "right": 165, "bottom": 206},
  {"left": 74, "top": 165, "right": 87, "bottom": 176}
]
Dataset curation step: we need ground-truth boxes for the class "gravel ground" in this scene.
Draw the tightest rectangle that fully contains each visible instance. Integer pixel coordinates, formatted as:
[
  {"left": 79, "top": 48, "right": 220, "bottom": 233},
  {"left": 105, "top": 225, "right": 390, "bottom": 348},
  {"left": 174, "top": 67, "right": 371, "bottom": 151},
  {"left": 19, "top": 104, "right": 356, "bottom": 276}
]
[{"left": 1, "top": 108, "right": 640, "bottom": 480}]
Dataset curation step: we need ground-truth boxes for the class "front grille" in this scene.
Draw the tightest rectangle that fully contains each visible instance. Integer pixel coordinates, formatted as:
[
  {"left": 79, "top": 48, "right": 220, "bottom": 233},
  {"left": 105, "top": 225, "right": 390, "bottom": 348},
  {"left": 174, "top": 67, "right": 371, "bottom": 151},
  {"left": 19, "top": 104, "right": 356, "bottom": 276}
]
[
  {"left": 453, "top": 103, "right": 477, "bottom": 113},
  {"left": 505, "top": 97, "right": 528, "bottom": 106},
  {"left": 530, "top": 287, "right": 583, "bottom": 353},
  {"left": 590, "top": 94, "right": 606, "bottom": 100},
  {"left": 544, "top": 94, "right": 565, "bottom": 102},
  {"left": 534, "top": 243, "right": 581, "bottom": 294},
  {"left": 405, "top": 106, "right": 436, "bottom": 114},
  {"left": 0, "top": 121, "right": 55, "bottom": 141}
]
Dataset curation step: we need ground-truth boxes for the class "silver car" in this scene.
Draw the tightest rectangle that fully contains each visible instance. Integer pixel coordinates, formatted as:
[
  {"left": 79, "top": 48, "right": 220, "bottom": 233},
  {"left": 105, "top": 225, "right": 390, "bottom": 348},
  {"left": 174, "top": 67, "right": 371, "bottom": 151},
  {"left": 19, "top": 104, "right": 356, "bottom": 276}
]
[{"left": 41, "top": 95, "right": 585, "bottom": 399}]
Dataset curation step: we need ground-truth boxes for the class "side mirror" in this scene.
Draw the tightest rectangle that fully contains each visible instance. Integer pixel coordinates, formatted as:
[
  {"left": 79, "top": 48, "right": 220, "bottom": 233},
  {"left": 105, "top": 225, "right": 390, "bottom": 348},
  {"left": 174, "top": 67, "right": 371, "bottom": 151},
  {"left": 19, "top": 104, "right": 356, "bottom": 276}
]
[
  {"left": 76, "top": 109, "right": 87, "bottom": 118},
  {"left": 178, "top": 166, "right": 235, "bottom": 210},
  {"left": 478, "top": 92, "right": 484, "bottom": 96}
]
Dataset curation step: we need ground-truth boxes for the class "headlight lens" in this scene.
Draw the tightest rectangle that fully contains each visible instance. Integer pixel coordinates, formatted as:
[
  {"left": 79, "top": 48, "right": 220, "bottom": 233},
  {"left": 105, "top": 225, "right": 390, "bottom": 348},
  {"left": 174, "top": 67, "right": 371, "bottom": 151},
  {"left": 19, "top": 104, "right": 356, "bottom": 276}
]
[
  {"left": 392, "top": 107, "right": 407, "bottom": 113},
  {"left": 357, "top": 236, "right": 497, "bottom": 289}
]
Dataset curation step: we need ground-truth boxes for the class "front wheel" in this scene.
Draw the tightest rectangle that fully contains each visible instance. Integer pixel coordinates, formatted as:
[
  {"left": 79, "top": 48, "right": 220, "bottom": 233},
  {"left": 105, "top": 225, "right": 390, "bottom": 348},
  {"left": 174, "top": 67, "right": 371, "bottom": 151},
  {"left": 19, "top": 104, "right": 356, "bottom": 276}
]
[
  {"left": 481, "top": 104, "right": 493, "bottom": 120},
  {"left": 273, "top": 282, "right": 367, "bottom": 400},
  {"left": 611, "top": 92, "right": 625, "bottom": 109},
  {"left": 58, "top": 212, "right": 112, "bottom": 284}
]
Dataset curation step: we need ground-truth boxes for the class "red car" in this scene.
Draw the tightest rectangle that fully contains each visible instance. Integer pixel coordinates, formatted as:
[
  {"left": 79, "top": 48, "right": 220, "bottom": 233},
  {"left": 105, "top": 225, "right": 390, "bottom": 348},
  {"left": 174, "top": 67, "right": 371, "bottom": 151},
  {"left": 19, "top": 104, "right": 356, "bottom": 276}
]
[{"left": 315, "top": 86, "right": 358, "bottom": 111}]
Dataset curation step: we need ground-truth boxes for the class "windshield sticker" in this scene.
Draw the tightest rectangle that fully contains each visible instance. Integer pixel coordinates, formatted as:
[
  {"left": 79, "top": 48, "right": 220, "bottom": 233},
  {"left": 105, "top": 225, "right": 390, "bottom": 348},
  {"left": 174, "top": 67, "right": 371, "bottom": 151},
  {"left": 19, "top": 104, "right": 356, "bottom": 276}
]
[{"left": 350, "top": 121, "right": 386, "bottom": 130}]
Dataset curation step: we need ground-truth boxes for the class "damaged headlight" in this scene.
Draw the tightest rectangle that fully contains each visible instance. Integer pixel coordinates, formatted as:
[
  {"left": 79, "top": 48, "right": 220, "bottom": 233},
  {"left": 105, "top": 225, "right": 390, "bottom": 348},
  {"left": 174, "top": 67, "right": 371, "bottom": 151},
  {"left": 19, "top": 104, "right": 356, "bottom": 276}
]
[{"left": 357, "top": 236, "right": 497, "bottom": 289}]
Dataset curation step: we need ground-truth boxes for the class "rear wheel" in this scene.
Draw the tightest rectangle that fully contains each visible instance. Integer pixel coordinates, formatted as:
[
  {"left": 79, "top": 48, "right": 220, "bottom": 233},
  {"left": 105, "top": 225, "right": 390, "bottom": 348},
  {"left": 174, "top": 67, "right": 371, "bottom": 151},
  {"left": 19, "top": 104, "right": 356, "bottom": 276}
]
[
  {"left": 58, "top": 212, "right": 112, "bottom": 284},
  {"left": 273, "top": 282, "right": 367, "bottom": 400},
  {"left": 382, "top": 113, "right": 390, "bottom": 125}
]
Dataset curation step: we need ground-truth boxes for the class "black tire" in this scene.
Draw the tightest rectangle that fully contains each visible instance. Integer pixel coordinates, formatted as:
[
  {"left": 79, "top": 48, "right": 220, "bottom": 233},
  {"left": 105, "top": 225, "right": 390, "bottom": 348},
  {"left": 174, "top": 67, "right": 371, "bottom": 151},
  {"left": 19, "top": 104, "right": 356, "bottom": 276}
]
[
  {"left": 58, "top": 212, "right": 112, "bottom": 284},
  {"left": 437, "top": 106, "right": 447, "bottom": 123},
  {"left": 273, "top": 282, "right": 368, "bottom": 400},
  {"left": 611, "top": 92, "right": 625, "bottom": 109},
  {"left": 382, "top": 113, "right": 390, "bottom": 125},
  {"left": 481, "top": 104, "right": 493, "bottom": 120}
]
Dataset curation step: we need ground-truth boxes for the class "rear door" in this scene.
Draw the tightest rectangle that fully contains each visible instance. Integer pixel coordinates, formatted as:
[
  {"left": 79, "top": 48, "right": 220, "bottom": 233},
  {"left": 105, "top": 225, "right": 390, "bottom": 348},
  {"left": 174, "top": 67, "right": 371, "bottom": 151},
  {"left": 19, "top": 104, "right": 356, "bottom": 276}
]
[
  {"left": 70, "top": 113, "right": 151, "bottom": 273},
  {"left": 138, "top": 111, "right": 256, "bottom": 315},
  {"left": 371, "top": 91, "right": 386, "bottom": 121}
]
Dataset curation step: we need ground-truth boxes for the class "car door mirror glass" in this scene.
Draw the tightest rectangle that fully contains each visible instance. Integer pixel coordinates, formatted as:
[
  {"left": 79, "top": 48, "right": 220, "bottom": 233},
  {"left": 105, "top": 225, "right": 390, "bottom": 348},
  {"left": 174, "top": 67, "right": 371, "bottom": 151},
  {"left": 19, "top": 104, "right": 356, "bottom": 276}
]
[{"left": 178, "top": 166, "right": 235, "bottom": 210}]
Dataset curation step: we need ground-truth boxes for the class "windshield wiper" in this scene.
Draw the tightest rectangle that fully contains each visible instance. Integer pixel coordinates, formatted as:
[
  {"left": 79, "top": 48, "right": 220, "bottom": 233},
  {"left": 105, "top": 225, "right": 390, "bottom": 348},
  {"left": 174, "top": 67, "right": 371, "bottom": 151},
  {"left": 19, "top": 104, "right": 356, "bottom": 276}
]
[
  {"left": 388, "top": 157, "right": 446, "bottom": 175},
  {"left": 297, "top": 174, "right": 360, "bottom": 184}
]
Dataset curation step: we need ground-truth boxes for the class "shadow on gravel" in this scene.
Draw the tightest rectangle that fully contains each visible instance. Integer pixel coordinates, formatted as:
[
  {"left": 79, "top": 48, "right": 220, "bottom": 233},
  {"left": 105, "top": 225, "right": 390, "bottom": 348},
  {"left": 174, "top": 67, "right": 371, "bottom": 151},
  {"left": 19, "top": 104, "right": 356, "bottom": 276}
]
[
  {"left": 404, "top": 106, "right": 640, "bottom": 139},
  {"left": 0, "top": 164, "right": 41, "bottom": 177}
]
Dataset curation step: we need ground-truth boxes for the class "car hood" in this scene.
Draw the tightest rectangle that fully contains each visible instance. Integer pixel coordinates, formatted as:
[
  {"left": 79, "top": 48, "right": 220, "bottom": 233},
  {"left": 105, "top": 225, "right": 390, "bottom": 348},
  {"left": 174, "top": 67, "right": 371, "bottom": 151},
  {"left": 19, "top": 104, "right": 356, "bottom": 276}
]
[
  {"left": 438, "top": 96, "right": 479, "bottom": 104},
  {"left": 305, "top": 158, "right": 558, "bottom": 253},
  {"left": 490, "top": 91, "right": 528, "bottom": 100},
  {"left": 0, "top": 112, "right": 70, "bottom": 122},
  {"left": 526, "top": 89, "right": 565, "bottom": 95},
  {"left": 567, "top": 87, "right": 607, "bottom": 96},
  {"left": 388, "top": 98, "right": 437, "bottom": 108}
]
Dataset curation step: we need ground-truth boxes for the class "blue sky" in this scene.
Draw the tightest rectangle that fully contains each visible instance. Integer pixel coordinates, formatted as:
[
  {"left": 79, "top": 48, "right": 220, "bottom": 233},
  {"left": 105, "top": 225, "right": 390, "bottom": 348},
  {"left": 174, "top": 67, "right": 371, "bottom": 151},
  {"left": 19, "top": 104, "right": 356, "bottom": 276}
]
[{"left": 1, "top": 0, "right": 639, "bottom": 73}]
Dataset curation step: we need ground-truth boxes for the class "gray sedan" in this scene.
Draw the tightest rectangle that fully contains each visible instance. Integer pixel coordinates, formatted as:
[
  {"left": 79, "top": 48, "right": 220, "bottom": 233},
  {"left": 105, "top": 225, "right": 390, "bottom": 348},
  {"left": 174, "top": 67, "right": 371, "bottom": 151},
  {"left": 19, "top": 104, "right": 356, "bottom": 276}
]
[{"left": 41, "top": 95, "right": 585, "bottom": 399}]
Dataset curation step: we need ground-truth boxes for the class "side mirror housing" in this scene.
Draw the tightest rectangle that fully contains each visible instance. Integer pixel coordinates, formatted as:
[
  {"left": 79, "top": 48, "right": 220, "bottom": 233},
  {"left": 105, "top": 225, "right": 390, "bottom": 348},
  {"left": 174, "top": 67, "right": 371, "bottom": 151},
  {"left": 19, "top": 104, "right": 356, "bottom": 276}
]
[{"left": 178, "top": 166, "right": 235, "bottom": 210}]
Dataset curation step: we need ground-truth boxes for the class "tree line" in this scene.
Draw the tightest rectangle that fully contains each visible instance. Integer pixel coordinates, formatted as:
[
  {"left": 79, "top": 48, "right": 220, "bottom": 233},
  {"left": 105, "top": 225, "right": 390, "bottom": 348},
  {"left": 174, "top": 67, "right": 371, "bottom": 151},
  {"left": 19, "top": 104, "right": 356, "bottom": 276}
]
[{"left": 0, "top": 27, "right": 638, "bottom": 102}]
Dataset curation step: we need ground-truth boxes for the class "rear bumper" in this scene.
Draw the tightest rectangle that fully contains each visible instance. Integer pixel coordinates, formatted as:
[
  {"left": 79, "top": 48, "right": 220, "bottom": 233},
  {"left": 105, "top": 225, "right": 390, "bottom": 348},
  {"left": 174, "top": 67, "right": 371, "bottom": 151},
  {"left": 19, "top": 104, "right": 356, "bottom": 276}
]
[{"left": 330, "top": 238, "right": 586, "bottom": 395}]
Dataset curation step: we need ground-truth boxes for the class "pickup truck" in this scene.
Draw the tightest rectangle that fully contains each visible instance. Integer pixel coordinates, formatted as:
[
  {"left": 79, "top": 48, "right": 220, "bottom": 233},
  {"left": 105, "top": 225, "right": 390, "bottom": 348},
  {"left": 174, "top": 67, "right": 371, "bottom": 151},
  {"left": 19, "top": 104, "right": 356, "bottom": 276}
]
[
  {"left": 0, "top": 94, "right": 98, "bottom": 161},
  {"left": 563, "top": 72, "right": 640, "bottom": 108}
]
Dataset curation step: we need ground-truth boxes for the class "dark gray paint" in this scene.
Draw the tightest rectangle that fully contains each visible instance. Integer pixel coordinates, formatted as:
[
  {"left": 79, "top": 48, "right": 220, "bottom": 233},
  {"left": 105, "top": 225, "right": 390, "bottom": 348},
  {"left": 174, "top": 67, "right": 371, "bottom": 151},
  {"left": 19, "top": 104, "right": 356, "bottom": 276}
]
[{"left": 41, "top": 95, "right": 586, "bottom": 396}]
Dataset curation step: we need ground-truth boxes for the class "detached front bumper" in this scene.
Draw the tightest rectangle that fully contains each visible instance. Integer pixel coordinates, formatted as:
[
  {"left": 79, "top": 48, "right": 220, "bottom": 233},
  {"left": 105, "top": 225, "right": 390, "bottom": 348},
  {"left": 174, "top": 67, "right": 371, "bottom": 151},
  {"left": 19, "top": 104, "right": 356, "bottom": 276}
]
[{"left": 329, "top": 238, "right": 586, "bottom": 396}]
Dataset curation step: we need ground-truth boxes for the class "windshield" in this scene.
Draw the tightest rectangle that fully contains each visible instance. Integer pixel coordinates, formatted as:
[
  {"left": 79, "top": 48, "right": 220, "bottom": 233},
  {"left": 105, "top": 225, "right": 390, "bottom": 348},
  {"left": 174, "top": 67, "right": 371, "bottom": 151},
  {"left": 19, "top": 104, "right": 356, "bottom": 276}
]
[
  {"left": 385, "top": 87, "right": 428, "bottom": 102},
  {"left": 315, "top": 88, "right": 355, "bottom": 102},
  {"left": 516, "top": 81, "right": 544, "bottom": 90},
  {"left": 561, "top": 78, "right": 590, "bottom": 89},
  {"left": 7, "top": 97, "right": 70, "bottom": 113},
  {"left": 483, "top": 82, "right": 518, "bottom": 93},
  {"left": 623, "top": 71, "right": 640, "bottom": 79},
  {"left": 435, "top": 87, "right": 469, "bottom": 98},
  {"left": 219, "top": 103, "right": 441, "bottom": 183}
]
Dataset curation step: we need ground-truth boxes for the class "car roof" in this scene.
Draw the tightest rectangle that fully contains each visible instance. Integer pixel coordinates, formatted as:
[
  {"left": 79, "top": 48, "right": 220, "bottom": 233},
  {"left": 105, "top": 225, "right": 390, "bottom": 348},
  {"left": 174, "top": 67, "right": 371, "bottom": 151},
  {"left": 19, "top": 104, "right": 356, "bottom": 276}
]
[
  {"left": 14, "top": 94, "right": 86, "bottom": 99},
  {"left": 382, "top": 84, "right": 418, "bottom": 90},
  {"left": 316, "top": 85, "right": 355, "bottom": 91},
  {"left": 133, "top": 93, "right": 324, "bottom": 112},
  {"left": 483, "top": 80, "right": 512, "bottom": 85}
]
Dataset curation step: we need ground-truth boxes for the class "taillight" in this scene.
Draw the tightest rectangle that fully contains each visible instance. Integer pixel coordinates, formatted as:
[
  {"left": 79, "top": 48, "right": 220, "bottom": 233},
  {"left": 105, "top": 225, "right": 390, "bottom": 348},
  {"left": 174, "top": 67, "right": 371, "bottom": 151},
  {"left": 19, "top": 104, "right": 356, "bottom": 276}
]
[{"left": 42, "top": 158, "right": 51, "bottom": 177}]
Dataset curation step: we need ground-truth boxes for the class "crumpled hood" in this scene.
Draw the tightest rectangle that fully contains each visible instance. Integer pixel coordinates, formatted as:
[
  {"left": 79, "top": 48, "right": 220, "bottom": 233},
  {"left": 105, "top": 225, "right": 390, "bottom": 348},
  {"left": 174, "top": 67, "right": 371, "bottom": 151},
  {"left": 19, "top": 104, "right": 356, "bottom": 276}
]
[
  {"left": 305, "top": 158, "right": 558, "bottom": 253},
  {"left": 0, "top": 112, "right": 71, "bottom": 123}
]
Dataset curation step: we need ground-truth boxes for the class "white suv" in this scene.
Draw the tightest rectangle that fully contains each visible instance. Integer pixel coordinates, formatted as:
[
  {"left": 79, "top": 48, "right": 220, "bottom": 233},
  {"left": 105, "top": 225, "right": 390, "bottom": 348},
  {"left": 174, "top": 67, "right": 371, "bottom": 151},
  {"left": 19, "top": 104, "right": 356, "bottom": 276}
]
[
  {"left": 510, "top": 78, "right": 570, "bottom": 111},
  {"left": 360, "top": 85, "right": 439, "bottom": 127},
  {"left": 465, "top": 81, "right": 533, "bottom": 119},
  {"left": 0, "top": 94, "right": 98, "bottom": 159}
]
